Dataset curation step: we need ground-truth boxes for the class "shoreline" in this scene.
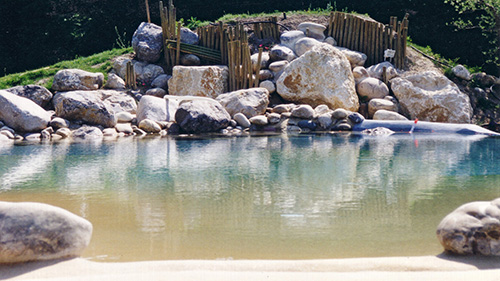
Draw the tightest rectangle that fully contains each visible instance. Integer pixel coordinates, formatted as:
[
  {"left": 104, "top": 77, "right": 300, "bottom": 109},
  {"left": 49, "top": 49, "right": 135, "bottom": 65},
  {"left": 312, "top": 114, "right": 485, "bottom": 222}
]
[{"left": 3, "top": 255, "right": 500, "bottom": 281}]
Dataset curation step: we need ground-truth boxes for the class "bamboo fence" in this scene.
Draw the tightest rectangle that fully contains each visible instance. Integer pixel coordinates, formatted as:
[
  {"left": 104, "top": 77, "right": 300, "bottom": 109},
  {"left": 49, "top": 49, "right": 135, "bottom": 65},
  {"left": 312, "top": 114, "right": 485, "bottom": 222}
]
[
  {"left": 252, "top": 17, "right": 280, "bottom": 41},
  {"left": 159, "top": 0, "right": 178, "bottom": 72},
  {"left": 125, "top": 61, "right": 137, "bottom": 90},
  {"left": 327, "top": 11, "right": 409, "bottom": 68}
]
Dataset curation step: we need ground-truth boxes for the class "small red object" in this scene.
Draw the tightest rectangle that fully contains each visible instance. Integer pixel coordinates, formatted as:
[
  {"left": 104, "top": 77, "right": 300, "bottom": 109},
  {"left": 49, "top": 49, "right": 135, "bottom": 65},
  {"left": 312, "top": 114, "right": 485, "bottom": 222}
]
[{"left": 414, "top": 119, "right": 418, "bottom": 124}]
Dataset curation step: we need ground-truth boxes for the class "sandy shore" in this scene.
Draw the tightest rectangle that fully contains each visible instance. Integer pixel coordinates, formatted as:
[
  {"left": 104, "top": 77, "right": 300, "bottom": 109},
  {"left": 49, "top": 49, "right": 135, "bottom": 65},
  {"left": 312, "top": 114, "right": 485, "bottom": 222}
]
[{"left": 1, "top": 254, "right": 500, "bottom": 281}]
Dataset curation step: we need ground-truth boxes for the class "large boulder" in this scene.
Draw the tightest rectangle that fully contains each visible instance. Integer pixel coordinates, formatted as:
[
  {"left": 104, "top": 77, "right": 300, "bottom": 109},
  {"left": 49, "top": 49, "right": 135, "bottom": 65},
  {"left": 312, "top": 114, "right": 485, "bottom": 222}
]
[
  {"left": 98, "top": 90, "right": 137, "bottom": 114},
  {"left": 0, "top": 90, "right": 51, "bottom": 132},
  {"left": 52, "top": 69, "right": 104, "bottom": 91},
  {"left": 132, "top": 22, "right": 163, "bottom": 63},
  {"left": 215, "top": 88, "right": 269, "bottom": 118},
  {"left": 114, "top": 57, "right": 165, "bottom": 85},
  {"left": 137, "top": 95, "right": 170, "bottom": 123},
  {"left": 168, "top": 65, "right": 229, "bottom": 99},
  {"left": 175, "top": 99, "right": 231, "bottom": 133},
  {"left": 437, "top": 198, "right": 500, "bottom": 255},
  {"left": 0, "top": 201, "right": 92, "bottom": 263},
  {"left": 276, "top": 44, "right": 359, "bottom": 111},
  {"left": 5, "top": 85, "right": 53, "bottom": 109},
  {"left": 391, "top": 71, "right": 472, "bottom": 123},
  {"left": 53, "top": 91, "right": 117, "bottom": 128}
]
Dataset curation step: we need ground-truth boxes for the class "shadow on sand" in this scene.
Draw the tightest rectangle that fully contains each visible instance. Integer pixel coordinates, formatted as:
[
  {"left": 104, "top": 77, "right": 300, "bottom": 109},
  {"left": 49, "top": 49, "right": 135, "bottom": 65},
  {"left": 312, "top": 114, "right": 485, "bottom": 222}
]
[
  {"left": 437, "top": 252, "right": 500, "bottom": 270},
  {"left": 0, "top": 257, "right": 74, "bottom": 280}
]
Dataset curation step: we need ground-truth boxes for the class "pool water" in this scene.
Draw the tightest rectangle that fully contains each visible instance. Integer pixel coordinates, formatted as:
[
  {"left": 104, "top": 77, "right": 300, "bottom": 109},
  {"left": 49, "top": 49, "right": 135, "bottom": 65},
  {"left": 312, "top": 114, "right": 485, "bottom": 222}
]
[{"left": 0, "top": 133, "right": 499, "bottom": 261}]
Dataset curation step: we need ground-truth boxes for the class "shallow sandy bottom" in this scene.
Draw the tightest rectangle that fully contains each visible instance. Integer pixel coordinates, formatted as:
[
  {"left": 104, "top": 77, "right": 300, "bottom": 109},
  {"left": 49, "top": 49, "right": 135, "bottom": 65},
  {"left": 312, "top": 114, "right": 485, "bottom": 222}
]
[{"left": 2, "top": 255, "right": 500, "bottom": 281}]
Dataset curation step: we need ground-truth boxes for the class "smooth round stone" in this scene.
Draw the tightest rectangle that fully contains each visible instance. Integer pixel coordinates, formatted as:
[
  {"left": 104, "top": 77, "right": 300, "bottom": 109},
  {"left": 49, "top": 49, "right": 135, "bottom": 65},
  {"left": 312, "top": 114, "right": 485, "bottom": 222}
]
[
  {"left": 298, "top": 22, "right": 327, "bottom": 40},
  {"left": 373, "top": 109, "right": 408, "bottom": 121},
  {"left": 115, "top": 123, "right": 134, "bottom": 134},
  {"left": 272, "top": 104, "right": 296, "bottom": 114},
  {"left": 116, "top": 111, "right": 135, "bottom": 123},
  {"left": 314, "top": 104, "right": 330, "bottom": 116},
  {"left": 332, "top": 108, "right": 349, "bottom": 120},
  {"left": 332, "top": 122, "right": 352, "bottom": 131},
  {"left": 50, "top": 117, "right": 70, "bottom": 130},
  {"left": 270, "top": 45, "right": 296, "bottom": 62},
  {"left": 317, "top": 113, "right": 333, "bottom": 129},
  {"left": 280, "top": 30, "right": 306, "bottom": 50},
  {"left": 291, "top": 104, "right": 315, "bottom": 119},
  {"left": 259, "top": 70, "right": 274, "bottom": 81},
  {"left": 151, "top": 74, "right": 171, "bottom": 89},
  {"left": 324, "top": 36, "right": 337, "bottom": 46},
  {"left": 229, "top": 119, "right": 238, "bottom": 128},
  {"left": 103, "top": 128, "right": 118, "bottom": 138},
  {"left": 138, "top": 119, "right": 161, "bottom": 133},
  {"left": 55, "top": 128, "right": 72, "bottom": 138},
  {"left": 268, "top": 61, "right": 289, "bottom": 73},
  {"left": 348, "top": 112, "right": 365, "bottom": 124},
  {"left": 259, "top": 80, "right": 276, "bottom": 94},
  {"left": 145, "top": 88, "right": 167, "bottom": 98},
  {"left": 0, "top": 130, "right": 15, "bottom": 139},
  {"left": 24, "top": 133, "right": 41, "bottom": 141},
  {"left": 287, "top": 125, "right": 302, "bottom": 133},
  {"left": 357, "top": 77, "right": 389, "bottom": 100},
  {"left": 297, "top": 120, "right": 317, "bottom": 130},
  {"left": 51, "top": 134, "right": 63, "bottom": 141},
  {"left": 294, "top": 37, "right": 321, "bottom": 57},
  {"left": 249, "top": 115, "right": 268, "bottom": 126},
  {"left": 234, "top": 113, "right": 251, "bottom": 128},
  {"left": 353, "top": 66, "right": 370, "bottom": 84},
  {"left": 180, "top": 54, "right": 201, "bottom": 66},
  {"left": 267, "top": 113, "right": 281, "bottom": 124}
]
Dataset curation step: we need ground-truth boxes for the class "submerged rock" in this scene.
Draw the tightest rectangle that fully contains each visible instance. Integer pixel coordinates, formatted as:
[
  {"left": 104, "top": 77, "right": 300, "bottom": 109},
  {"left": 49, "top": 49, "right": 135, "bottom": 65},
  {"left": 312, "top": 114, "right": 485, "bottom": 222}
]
[{"left": 0, "top": 201, "right": 92, "bottom": 263}]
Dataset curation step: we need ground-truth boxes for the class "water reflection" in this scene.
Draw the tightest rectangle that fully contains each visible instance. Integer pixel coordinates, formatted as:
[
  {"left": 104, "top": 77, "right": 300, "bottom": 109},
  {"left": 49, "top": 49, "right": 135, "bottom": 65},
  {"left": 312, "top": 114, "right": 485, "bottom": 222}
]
[{"left": 0, "top": 134, "right": 499, "bottom": 260}]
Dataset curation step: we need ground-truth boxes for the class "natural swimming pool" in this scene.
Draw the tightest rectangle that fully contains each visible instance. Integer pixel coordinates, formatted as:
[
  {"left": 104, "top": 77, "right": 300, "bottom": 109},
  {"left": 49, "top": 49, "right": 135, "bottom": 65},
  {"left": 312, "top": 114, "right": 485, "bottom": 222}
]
[{"left": 0, "top": 133, "right": 499, "bottom": 261}]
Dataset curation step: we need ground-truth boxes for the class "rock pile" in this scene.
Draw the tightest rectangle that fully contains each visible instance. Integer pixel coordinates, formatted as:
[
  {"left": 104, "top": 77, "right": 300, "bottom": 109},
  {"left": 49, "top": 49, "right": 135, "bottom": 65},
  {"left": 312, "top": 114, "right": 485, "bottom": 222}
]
[{"left": 0, "top": 19, "right": 489, "bottom": 142}]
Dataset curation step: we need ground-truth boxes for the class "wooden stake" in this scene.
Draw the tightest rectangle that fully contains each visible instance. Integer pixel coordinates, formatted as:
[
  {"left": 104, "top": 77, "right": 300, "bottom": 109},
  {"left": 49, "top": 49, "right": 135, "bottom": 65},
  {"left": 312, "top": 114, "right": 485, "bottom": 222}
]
[{"left": 145, "top": 0, "right": 151, "bottom": 23}]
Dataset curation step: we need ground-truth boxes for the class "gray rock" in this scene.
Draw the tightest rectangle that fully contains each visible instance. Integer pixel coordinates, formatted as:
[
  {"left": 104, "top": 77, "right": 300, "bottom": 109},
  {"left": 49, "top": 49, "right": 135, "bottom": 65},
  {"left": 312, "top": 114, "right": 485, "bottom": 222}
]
[
  {"left": 0, "top": 90, "right": 51, "bottom": 132},
  {"left": 55, "top": 128, "right": 72, "bottom": 138},
  {"left": 367, "top": 62, "right": 398, "bottom": 80},
  {"left": 259, "top": 80, "right": 276, "bottom": 94},
  {"left": 175, "top": 99, "right": 231, "bottom": 133},
  {"left": 151, "top": 74, "right": 171, "bottom": 90},
  {"left": 437, "top": 198, "right": 500, "bottom": 255},
  {"left": 258, "top": 69, "right": 274, "bottom": 81},
  {"left": 0, "top": 129, "right": 15, "bottom": 139},
  {"left": 72, "top": 125, "right": 103, "bottom": 140},
  {"left": 368, "top": 98, "right": 398, "bottom": 118},
  {"left": 357, "top": 77, "right": 390, "bottom": 101},
  {"left": 53, "top": 91, "right": 117, "bottom": 128},
  {"left": 138, "top": 119, "right": 162, "bottom": 133},
  {"left": 132, "top": 22, "right": 163, "bottom": 63},
  {"left": 294, "top": 37, "right": 322, "bottom": 57},
  {"left": 348, "top": 112, "right": 365, "bottom": 124},
  {"left": 332, "top": 108, "right": 349, "bottom": 120},
  {"left": 267, "top": 112, "right": 281, "bottom": 124},
  {"left": 5, "top": 85, "right": 53, "bottom": 109},
  {"left": 99, "top": 90, "right": 137, "bottom": 114},
  {"left": 116, "top": 111, "right": 135, "bottom": 123},
  {"left": 216, "top": 88, "right": 269, "bottom": 118},
  {"left": 314, "top": 104, "right": 331, "bottom": 116},
  {"left": 317, "top": 112, "right": 333, "bottom": 129},
  {"left": 0, "top": 201, "right": 92, "bottom": 263},
  {"left": 104, "top": 73, "right": 126, "bottom": 90},
  {"left": 324, "top": 37, "right": 337, "bottom": 46},
  {"left": 373, "top": 109, "right": 408, "bottom": 121},
  {"left": 291, "top": 104, "right": 315, "bottom": 119},
  {"left": 145, "top": 88, "right": 167, "bottom": 98},
  {"left": 180, "top": 27, "right": 199, "bottom": 45},
  {"left": 180, "top": 54, "right": 201, "bottom": 66},
  {"left": 280, "top": 30, "right": 306, "bottom": 51},
  {"left": 298, "top": 22, "right": 326, "bottom": 41},
  {"left": 114, "top": 123, "right": 134, "bottom": 134},
  {"left": 251, "top": 52, "right": 271, "bottom": 72},
  {"left": 168, "top": 65, "right": 228, "bottom": 99},
  {"left": 452, "top": 64, "right": 472, "bottom": 81},
  {"left": 270, "top": 45, "right": 296, "bottom": 62},
  {"left": 49, "top": 117, "right": 70, "bottom": 130},
  {"left": 335, "top": 47, "right": 367, "bottom": 68},
  {"left": 102, "top": 128, "right": 118, "bottom": 138},
  {"left": 114, "top": 57, "right": 165, "bottom": 86},
  {"left": 272, "top": 104, "right": 296, "bottom": 114},
  {"left": 52, "top": 69, "right": 104, "bottom": 91},
  {"left": 24, "top": 133, "right": 41, "bottom": 141},
  {"left": 249, "top": 115, "right": 268, "bottom": 126},
  {"left": 137, "top": 95, "right": 170, "bottom": 123},
  {"left": 233, "top": 113, "right": 251, "bottom": 128}
]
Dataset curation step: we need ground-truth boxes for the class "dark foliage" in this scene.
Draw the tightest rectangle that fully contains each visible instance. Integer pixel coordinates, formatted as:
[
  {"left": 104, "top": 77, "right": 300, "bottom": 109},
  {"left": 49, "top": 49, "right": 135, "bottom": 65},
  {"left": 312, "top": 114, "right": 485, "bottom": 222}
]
[{"left": 0, "top": 0, "right": 494, "bottom": 76}]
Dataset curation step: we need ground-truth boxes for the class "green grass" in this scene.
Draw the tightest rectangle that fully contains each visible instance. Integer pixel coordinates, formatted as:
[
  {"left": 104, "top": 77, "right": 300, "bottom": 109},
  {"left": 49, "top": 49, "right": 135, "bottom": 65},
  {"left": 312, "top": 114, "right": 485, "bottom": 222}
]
[{"left": 0, "top": 47, "right": 132, "bottom": 90}]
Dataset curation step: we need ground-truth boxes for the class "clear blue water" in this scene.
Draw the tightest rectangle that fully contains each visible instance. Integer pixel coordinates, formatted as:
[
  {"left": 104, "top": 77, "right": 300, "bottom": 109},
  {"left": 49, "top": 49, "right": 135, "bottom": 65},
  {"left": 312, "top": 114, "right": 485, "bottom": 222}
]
[{"left": 0, "top": 133, "right": 499, "bottom": 261}]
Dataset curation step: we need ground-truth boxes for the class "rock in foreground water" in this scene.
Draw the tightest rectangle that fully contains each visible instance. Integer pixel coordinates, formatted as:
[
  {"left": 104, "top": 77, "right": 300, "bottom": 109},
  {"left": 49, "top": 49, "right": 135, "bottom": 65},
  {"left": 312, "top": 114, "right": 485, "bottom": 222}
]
[
  {"left": 0, "top": 201, "right": 92, "bottom": 263},
  {"left": 437, "top": 198, "right": 500, "bottom": 255},
  {"left": 175, "top": 99, "right": 231, "bottom": 133}
]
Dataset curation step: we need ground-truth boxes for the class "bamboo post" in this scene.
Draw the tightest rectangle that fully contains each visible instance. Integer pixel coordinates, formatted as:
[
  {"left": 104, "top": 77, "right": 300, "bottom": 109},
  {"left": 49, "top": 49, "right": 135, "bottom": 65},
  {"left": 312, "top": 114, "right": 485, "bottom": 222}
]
[
  {"left": 145, "top": 0, "right": 151, "bottom": 23},
  {"left": 328, "top": 12, "right": 334, "bottom": 38},
  {"left": 338, "top": 13, "right": 346, "bottom": 46},
  {"left": 176, "top": 23, "right": 181, "bottom": 66},
  {"left": 254, "top": 48, "right": 263, "bottom": 88}
]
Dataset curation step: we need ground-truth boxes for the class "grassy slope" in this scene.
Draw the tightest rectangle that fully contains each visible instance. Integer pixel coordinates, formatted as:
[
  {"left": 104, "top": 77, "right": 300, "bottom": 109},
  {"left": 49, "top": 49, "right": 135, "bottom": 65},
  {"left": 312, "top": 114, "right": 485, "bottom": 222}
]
[{"left": 0, "top": 47, "right": 132, "bottom": 90}]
